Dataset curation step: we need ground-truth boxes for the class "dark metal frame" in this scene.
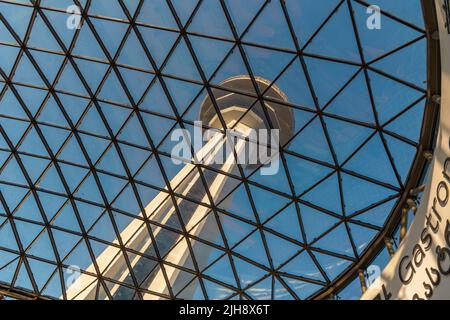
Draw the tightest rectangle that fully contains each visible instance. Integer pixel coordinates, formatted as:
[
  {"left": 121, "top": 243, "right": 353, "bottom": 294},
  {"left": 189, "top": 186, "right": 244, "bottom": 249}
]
[
  {"left": 0, "top": 0, "right": 438, "bottom": 300},
  {"left": 314, "top": 0, "right": 441, "bottom": 300}
]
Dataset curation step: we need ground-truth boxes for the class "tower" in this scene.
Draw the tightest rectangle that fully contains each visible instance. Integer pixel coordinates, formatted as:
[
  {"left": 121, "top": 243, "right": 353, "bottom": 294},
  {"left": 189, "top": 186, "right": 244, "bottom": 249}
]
[{"left": 66, "top": 76, "right": 294, "bottom": 300}]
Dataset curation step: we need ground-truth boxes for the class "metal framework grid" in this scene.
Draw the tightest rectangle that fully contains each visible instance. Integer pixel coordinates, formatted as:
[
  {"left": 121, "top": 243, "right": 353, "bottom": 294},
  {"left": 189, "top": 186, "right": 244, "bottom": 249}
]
[{"left": 0, "top": 0, "right": 437, "bottom": 300}]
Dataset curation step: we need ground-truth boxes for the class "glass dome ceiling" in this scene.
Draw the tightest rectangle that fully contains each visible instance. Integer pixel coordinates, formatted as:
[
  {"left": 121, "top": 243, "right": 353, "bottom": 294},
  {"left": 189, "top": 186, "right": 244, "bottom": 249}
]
[{"left": 0, "top": 0, "right": 428, "bottom": 300}]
